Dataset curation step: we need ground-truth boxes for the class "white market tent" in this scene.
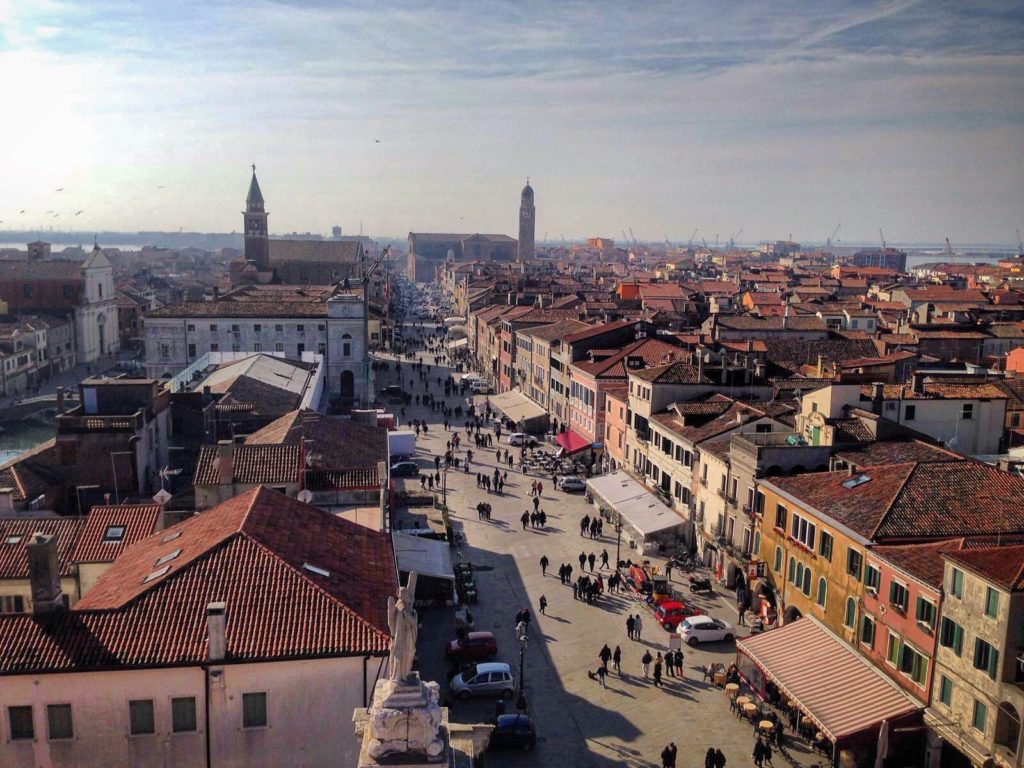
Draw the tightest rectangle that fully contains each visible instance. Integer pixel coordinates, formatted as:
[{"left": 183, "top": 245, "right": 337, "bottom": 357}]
[
  {"left": 586, "top": 470, "right": 686, "bottom": 553},
  {"left": 489, "top": 388, "right": 549, "bottom": 432},
  {"left": 393, "top": 532, "right": 456, "bottom": 604}
]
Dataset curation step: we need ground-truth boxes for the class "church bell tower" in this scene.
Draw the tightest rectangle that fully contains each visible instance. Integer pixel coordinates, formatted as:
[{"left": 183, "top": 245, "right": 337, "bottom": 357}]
[
  {"left": 244, "top": 165, "right": 270, "bottom": 271},
  {"left": 518, "top": 179, "right": 535, "bottom": 263}
]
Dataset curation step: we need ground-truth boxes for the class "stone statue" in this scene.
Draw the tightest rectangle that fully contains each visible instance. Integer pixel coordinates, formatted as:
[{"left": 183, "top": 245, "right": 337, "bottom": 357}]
[{"left": 386, "top": 572, "right": 418, "bottom": 682}]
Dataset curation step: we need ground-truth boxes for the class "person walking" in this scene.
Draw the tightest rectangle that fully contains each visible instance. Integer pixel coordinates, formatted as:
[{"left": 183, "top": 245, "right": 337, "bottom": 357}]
[
  {"left": 665, "top": 650, "right": 675, "bottom": 677},
  {"left": 714, "top": 748, "right": 727, "bottom": 768},
  {"left": 641, "top": 650, "right": 653, "bottom": 679},
  {"left": 600, "top": 549, "right": 609, "bottom": 569},
  {"left": 588, "top": 552, "right": 596, "bottom": 572},
  {"left": 572, "top": 580, "right": 580, "bottom": 600},
  {"left": 579, "top": 552, "right": 587, "bottom": 571},
  {"left": 704, "top": 748, "right": 716, "bottom": 768},
  {"left": 521, "top": 511, "right": 530, "bottom": 530},
  {"left": 599, "top": 644, "right": 612, "bottom": 671},
  {"left": 674, "top": 649, "right": 684, "bottom": 679},
  {"left": 595, "top": 664, "right": 607, "bottom": 688},
  {"left": 634, "top": 613, "right": 643, "bottom": 640},
  {"left": 539, "top": 595, "right": 547, "bottom": 615},
  {"left": 558, "top": 563, "right": 566, "bottom": 584},
  {"left": 662, "top": 744, "right": 674, "bottom": 768},
  {"left": 668, "top": 743, "right": 678, "bottom": 768},
  {"left": 753, "top": 738, "right": 766, "bottom": 768},
  {"left": 540, "top": 555, "right": 549, "bottom": 576},
  {"left": 537, "top": 480, "right": 543, "bottom": 496},
  {"left": 533, "top": 496, "right": 540, "bottom": 512},
  {"left": 612, "top": 645, "right": 622, "bottom": 673},
  {"left": 626, "top": 615, "right": 636, "bottom": 640},
  {"left": 565, "top": 563, "right": 573, "bottom": 584},
  {"left": 653, "top": 658, "right": 663, "bottom": 687}
]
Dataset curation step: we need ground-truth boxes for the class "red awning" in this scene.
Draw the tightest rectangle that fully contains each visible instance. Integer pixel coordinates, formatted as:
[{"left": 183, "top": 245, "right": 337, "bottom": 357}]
[
  {"left": 736, "top": 617, "right": 920, "bottom": 742},
  {"left": 555, "top": 430, "right": 591, "bottom": 455}
]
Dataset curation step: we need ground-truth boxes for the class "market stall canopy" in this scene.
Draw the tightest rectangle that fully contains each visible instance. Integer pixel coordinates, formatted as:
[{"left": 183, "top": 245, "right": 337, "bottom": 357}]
[
  {"left": 446, "top": 325, "right": 468, "bottom": 339},
  {"left": 489, "top": 389, "right": 549, "bottom": 428},
  {"left": 447, "top": 338, "right": 469, "bottom": 350},
  {"left": 393, "top": 532, "right": 455, "bottom": 582},
  {"left": 586, "top": 470, "right": 686, "bottom": 539},
  {"left": 556, "top": 429, "right": 591, "bottom": 455},
  {"left": 737, "top": 617, "right": 919, "bottom": 742}
]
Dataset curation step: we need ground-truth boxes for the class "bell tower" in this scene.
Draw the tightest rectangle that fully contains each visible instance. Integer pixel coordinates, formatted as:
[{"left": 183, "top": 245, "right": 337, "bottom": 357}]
[
  {"left": 518, "top": 179, "right": 534, "bottom": 263},
  {"left": 244, "top": 165, "right": 270, "bottom": 271}
]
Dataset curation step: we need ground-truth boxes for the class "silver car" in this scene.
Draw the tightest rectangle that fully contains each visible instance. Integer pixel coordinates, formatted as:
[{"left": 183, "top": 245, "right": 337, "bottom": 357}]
[{"left": 450, "top": 662, "right": 515, "bottom": 700}]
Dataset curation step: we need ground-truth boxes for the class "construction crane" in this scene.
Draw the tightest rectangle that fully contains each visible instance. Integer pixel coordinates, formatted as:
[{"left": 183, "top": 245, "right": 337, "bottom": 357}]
[
  {"left": 622, "top": 230, "right": 628, "bottom": 246},
  {"left": 728, "top": 229, "right": 743, "bottom": 249},
  {"left": 879, "top": 228, "right": 886, "bottom": 249},
  {"left": 944, "top": 237, "right": 956, "bottom": 260},
  {"left": 826, "top": 223, "right": 841, "bottom": 249},
  {"left": 688, "top": 229, "right": 698, "bottom": 249}
]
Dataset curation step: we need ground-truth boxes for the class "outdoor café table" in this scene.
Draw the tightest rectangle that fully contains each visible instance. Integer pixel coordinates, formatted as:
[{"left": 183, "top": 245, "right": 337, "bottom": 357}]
[
  {"left": 736, "top": 695, "right": 751, "bottom": 707},
  {"left": 743, "top": 703, "right": 759, "bottom": 720},
  {"left": 725, "top": 683, "right": 740, "bottom": 697},
  {"left": 759, "top": 721, "right": 775, "bottom": 734}
]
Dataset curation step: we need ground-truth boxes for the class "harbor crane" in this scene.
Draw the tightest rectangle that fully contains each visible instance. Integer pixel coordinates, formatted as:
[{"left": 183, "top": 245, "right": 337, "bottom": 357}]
[
  {"left": 826, "top": 223, "right": 841, "bottom": 249},
  {"left": 944, "top": 237, "right": 956, "bottom": 260},
  {"left": 728, "top": 229, "right": 743, "bottom": 249},
  {"left": 687, "top": 229, "right": 698, "bottom": 248},
  {"left": 1017, "top": 229, "right": 1022, "bottom": 254},
  {"left": 879, "top": 228, "right": 886, "bottom": 249}
]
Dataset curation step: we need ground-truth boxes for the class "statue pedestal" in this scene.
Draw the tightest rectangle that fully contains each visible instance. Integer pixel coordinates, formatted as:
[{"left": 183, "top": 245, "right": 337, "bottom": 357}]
[{"left": 354, "top": 674, "right": 447, "bottom": 766}]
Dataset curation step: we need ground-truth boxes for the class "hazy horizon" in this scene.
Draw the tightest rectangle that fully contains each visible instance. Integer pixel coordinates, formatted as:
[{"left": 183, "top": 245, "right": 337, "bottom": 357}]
[{"left": 1, "top": 1, "right": 1022, "bottom": 244}]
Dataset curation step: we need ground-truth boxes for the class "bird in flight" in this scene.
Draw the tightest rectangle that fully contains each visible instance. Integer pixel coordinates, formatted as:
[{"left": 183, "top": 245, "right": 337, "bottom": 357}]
[
  {"left": 157, "top": 185, "right": 165, "bottom": 189},
  {"left": 375, "top": 139, "right": 381, "bottom": 143},
  {"left": 55, "top": 187, "right": 64, "bottom": 192},
  {"left": 75, "top": 210, "right": 84, "bottom": 216},
  {"left": 19, "top": 209, "right": 25, "bottom": 214}
]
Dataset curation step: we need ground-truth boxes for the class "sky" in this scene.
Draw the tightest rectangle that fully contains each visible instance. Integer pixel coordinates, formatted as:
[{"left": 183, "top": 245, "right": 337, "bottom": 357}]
[{"left": 0, "top": 0, "right": 1022, "bottom": 246}]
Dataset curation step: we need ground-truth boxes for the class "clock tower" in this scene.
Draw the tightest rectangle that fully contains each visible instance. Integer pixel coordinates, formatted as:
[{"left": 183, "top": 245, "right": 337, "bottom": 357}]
[
  {"left": 244, "top": 165, "right": 270, "bottom": 271},
  {"left": 518, "top": 179, "right": 535, "bottom": 263}
]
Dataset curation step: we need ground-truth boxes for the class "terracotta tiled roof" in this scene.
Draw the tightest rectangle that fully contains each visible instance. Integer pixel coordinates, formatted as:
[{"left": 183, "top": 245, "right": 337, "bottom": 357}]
[
  {"left": 858, "top": 381, "right": 1008, "bottom": 401},
  {"left": 194, "top": 444, "right": 300, "bottom": 485},
  {"left": 943, "top": 545, "right": 1024, "bottom": 591},
  {"left": 768, "top": 461, "right": 1024, "bottom": 540},
  {"left": 869, "top": 540, "right": 959, "bottom": 588},
  {"left": 0, "top": 517, "right": 85, "bottom": 578},
  {"left": 518, "top": 319, "right": 590, "bottom": 342},
  {"left": 0, "top": 440, "right": 59, "bottom": 502},
  {"left": 574, "top": 339, "right": 685, "bottom": 378},
  {"left": 562, "top": 319, "right": 637, "bottom": 344},
  {"left": 0, "top": 488, "right": 394, "bottom": 673},
  {"left": 630, "top": 360, "right": 711, "bottom": 384},
  {"left": 834, "top": 439, "right": 962, "bottom": 467},
  {"left": 70, "top": 504, "right": 162, "bottom": 564},
  {"left": 245, "top": 409, "right": 387, "bottom": 470},
  {"left": 717, "top": 316, "right": 828, "bottom": 332},
  {"left": 147, "top": 300, "right": 328, "bottom": 318}
]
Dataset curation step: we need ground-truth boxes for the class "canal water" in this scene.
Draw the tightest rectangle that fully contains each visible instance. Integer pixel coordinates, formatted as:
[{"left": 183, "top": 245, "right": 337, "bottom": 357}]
[{"left": 0, "top": 412, "right": 56, "bottom": 464}]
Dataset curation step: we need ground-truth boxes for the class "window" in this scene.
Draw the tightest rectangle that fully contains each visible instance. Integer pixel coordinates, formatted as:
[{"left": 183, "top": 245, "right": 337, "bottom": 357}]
[
  {"left": 209, "top": 343, "right": 219, "bottom": 352},
  {"left": 231, "top": 324, "right": 240, "bottom": 333},
  {"left": 296, "top": 324, "right": 304, "bottom": 332},
  {"left": 129, "top": 700, "right": 155, "bottom": 735},
  {"left": 802, "top": 567, "right": 811, "bottom": 596},
  {"left": 788, "top": 557, "right": 796, "bottom": 584},
  {"left": 844, "top": 597, "right": 857, "bottom": 628},
  {"left": 4, "top": 535, "right": 21, "bottom": 545},
  {"left": 231, "top": 343, "right": 241, "bottom": 352},
  {"left": 939, "top": 617, "right": 964, "bottom": 655},
  {"left": 860, "top": 615, "right": 875, "bottom": 648},
  {"left": 790, "top": 513, "right": 816, "bottom": 550},
  {"left": 938, "top": 676, "right": 953, "bottom": 707},
  {"left": 974, "top": 639, "right": 1000, "bottom": 680},
  {"left": 816, "top": 577, "right": 827, "bottom": 607},
  {"left": 9, "top": 705, "right": 33, "bottom": 740},
  {"left": 275, "top": 324, "right": 283, "bottom": 332},
  {"left": 104, "top": 525, "right": 125, "bottom": 542},
  {"left": 774, "top": 546, "right": 782, "bottom": 573},
  {"left": 47, "top": 704, "right": 72, "bottom": 740},
  {"left": 753, "top": 531, "right": 760, "bottom": 556},
  {"left": 915, "top": 596, "right": 936, "bottom": 628},
  {"left": 886, "top": 632, "right": 902, "bottom": 666},
  {"left": 155, "top": 549, "right": 182, "bottom": 566},
  {"left": 962, "top": 404, "right": 973, "bottom": 420},
  {"left": 0, "top": 595, "right": 25, "bottom": 613},
  {"left": 950, "top": 568, "right": 964, "bottom": 598},
  {"left": 889, "top": 581, "right": 908, "bottom": 612},
  {"left": 159, "top": 343, "right": 170, "bottom": 359},
  {"left": 242, "top": 692, "right": 268, "bottom": 728},
  {"left": 275, "top": 342, "right": 284, "bottom": 352},
  {"left": 905, "top": 405, "right": 916, "bottom": 421},
  {"left": 253, "top": 324, "right": 261, "bottom": 332},
  {"left": 819, "top": 531, "right": 833, "bottom": 561},
  {"left": 985, "top": 587, "right": 999, "bottom": 618},
  {"left": 209, "top": 324, "right": 217, "bottom": 332},
  {"left": 343, "top": 342, "right": 351, "bottom": 357},
  {"left": 186, "top": 324, "right": 195, "bottom": 332},
  {"left": 171, "top": 697, "right": 197, "bottom": 732},
  {"left": 972, "top": 700, "right": 987, "bottom": 732},
  {"left": 253, "top": 343, "right": 262, "bottom": 352},
  {"left": 187, "top": 343, "right": 196, "bottom": 358},
  {"left": 774, "top": 504, "right": 787, "bottom": 530},
  {"left": 864, "top": 563, "right": 881, "bottom": 590},
  {"left": 23, "top": 285, "right": 33, "bottom": 298},
  {"left": 98, "top": 283, "right": 103, "bottom": 298},
  {"left": 847, "top": 549, "right": 862, "bottom": 580},
  {"left": 900, "top": 643, "right": 928, "bottom": 686}
]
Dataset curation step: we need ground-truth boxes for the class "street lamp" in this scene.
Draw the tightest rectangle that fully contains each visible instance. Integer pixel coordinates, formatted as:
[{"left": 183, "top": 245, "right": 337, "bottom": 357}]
[
  {"left": 615, "top": 510, "right": 623, "bottom": 568},
  {"left": 516, "top": 622, "right": 529, "bottom": 712},
  {"left": 75, "top": 484, "right": 99, "bottom": 516}
]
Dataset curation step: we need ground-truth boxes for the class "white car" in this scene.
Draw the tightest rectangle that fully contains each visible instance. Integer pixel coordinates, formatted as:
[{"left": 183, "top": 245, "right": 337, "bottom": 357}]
[
  {"left": 556, "top": 476, "right": 587, "bottom": 493},
  {"left": 507, "top": 433, "right": 537, "bottom": 447},
  {"left": 461, "top": 373, "right": 483, "bottom": 383},
  {"left": 677, "top": 615, "right": 735, "bottom": 647}
]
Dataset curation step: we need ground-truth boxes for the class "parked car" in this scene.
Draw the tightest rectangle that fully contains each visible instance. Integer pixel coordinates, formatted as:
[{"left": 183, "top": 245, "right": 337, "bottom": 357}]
[
  {"left": 654, "top": 600, "right": 705, "bottom": 631},
  {"left": 445, "top": 631, "right": 498, "bottom": 663},
  {"left": 507, "top": 433, "right": 537, "bottom": 447},
  {"left": 556, "top": 475, "right": 587, "bottom": 493},
  {"left": 677, "top": 615, "right": 735, "bottom": 646},
  {"left": 488, "top": 714, "right": 536, "bottom": 752},
  {"left": 450, "top": 662, "right": 515, "bottom": 700},
  {"left": 389, "top": 461, "right": 419, "bottom": 477},
  {"left": 470, "top": 381, "right": 493, "bottom": 394},
  {"left": 461, "top": 372, "right": 483, "bottom": 383}
]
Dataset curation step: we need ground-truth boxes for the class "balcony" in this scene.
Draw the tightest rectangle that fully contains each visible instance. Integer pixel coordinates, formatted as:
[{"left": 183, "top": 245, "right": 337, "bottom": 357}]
[
  {"left": 716, "top": 487, "right": 726, "bottom": 498},
  {"left": 742, "top": 503, "right": 752, "bottom": 516},
  {"left": 730, "top": 431, "right": 834, "bottom": 475}
]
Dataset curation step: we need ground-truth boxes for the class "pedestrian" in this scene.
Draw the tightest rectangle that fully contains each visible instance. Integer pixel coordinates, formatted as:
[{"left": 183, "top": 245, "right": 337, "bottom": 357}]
[
  {"left": 704, "top": 748, "right": 716, "bottom": 768},
  {"left": 537, "top": 480, "right": 543, "bottom": 496},
  {"left": 579, "top": 552, "right": 586, "bottom": 570},
  {"left": 588, "top": 552, "right": 596, "bottom": 572},
  {"left": 540, "top": 555, "right": 549, "bottom": 576},
  {"left": 572, "top": 581, "right": 579, "bottom": 600},
  {"left": 641, "top": 650, "right": 652, "bottom": 679},
  {"left": 600, "top": 549, "right": 609, "bottom": 569},
  {"left": 764, "top": 739, "right": 773, "bottom": 766},
  {"left": 530, "top": 511, "right": 537, "bottom": 528},
  {"left": 753, "top": 738, "right": 766, "bottom": 768},
  {"left": 581, "top": 514, "right": 590, "bottom": 536},
  {"left": 533, "top": 496, "right": 540, "bottom": 512},
  {"left": 597, "top": 519, "right": 604, "bottom": 537},
  {"left": 539, "top": 595, "right": 547, "bottom": 615},
  {"left": 520, "top": 511, "right": 529, "bottom": 530},
  {"left": 714, "top": 748, "right": 727, "bottom": 768},
  {"left": 595, "top": 664, "right": 607, "bottom": 688},
  {"left": 558, "top": 563, "right": 566, "bottom": 584},
  {"left": 531, "top": 480, "right": 538, "bottom": 496},
  {"left": 653, "top": 659, "right": 663, "bottom": 687},
  {"left": 626, "top": 615, "right": 635, "bottom": 639},
  {"left": 674, "top": 649, "right": 684, "bottom": 679},
  {"left": 662, "top": 744, "right": 673, "bottom": 768},
  {"left": 599, "top": 643, "right": 612, "bottom": 670},
  {"left": 634, "top": 613, "right": 643, "bottom": 640},
  {"left": 665, "top": 650, "right": 675, "bottom": 677},
  {"left": 565, "top": 563, "right": 573, "bottom": 583},
  {"left": 538, "top": 510, "right": 547, "bottom": 527},
  {"left": 669, "top": 743, "right": 678, "bottom": 768}
]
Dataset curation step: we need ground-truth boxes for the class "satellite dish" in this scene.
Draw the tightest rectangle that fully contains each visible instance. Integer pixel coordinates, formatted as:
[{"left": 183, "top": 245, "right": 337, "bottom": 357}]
[{"left": 297, "top": 489, "right": 313, "bottom": 504}]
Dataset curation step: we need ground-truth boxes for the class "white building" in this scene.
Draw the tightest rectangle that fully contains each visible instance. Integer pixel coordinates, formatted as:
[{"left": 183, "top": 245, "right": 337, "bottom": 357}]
[
  {"left": 75, "top": 246, "right": 119, "bottom": 363},
  {"left": 0, "top": 486, "right": 396, "bottom": 768}
]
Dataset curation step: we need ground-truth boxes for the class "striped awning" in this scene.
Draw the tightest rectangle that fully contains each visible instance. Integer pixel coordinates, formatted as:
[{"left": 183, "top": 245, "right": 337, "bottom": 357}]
[{"left": 736, "top": 617, "right": 920, "bottom": 742}]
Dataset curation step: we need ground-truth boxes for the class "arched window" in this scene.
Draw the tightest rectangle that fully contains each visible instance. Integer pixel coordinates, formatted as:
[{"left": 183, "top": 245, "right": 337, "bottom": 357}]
[
  {"left": 795, "top": 562, "right": 804, "bottom": 586},
  {"left": 844, "top": 597, "right": 856, "bottom": 628},
  {"left": 774, "top": 546, "right": 782, "bottom": 573},
  {"left": 753, "top": 531, "right": 761, "bottom": 558},
  {"left": 816, "top": 578, "right": 827, "bottom": 607},
  {"left": 802, "top": 568, "right": 812, "bottom": 596},
  {"left": 788, "top": 557, "right": 796, "bottom": 584}
]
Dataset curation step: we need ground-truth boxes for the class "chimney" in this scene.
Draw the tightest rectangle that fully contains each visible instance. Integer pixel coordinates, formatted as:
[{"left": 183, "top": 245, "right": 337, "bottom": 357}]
[
  {"left": 0, "top": 488, "right": 14, "bottom": 514},
  {"left": 911, "top": 371, "right": 925, "bottom": 394},
  {"left": 207, "top": 602, "right": 227, "bottom": 662},
  {"left": 782, "top": 304, "right": 790, "bottom": 329},
  {"left": 27, "top": 534, "right": 63, "bottom": 616},
  {"left": 216, "top": 440, "right": 234, "bottom": 484},
  {"left": 55, "top": 387, "right": 65, "bottom": 414},
  {"left": 817, "top": 354, "right": 825, "bottom": 378},
  {"left": 848, "top": 464, "right": 857, "bottom": 476},
  {"left": 746, "top": 340, "right": 753, "bottom": 353},
  {"left": 871, "top": 382, "right": 885, "bottom": 414},
  {"left": 697, "top": 354, "right": 704, "bottom": 381}
]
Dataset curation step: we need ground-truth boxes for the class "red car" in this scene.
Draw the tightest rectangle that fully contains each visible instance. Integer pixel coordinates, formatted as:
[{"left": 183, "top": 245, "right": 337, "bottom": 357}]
[
  {"left": 446, "top": 631, "right": 498, "bottom": 662},
  {"left": 655, "top": 600, "right": 705, "bottom": 631}
]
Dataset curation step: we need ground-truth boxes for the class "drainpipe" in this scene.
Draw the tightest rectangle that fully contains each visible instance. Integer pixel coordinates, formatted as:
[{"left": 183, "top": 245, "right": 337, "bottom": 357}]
[{"left": 203, "top": 665, "right": 212, "bottom": 768}]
